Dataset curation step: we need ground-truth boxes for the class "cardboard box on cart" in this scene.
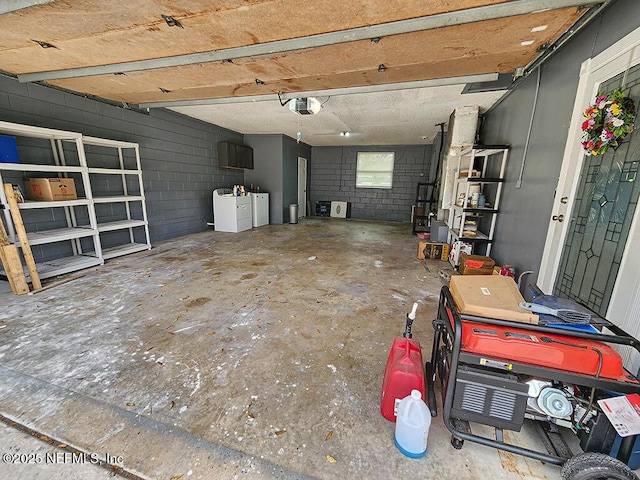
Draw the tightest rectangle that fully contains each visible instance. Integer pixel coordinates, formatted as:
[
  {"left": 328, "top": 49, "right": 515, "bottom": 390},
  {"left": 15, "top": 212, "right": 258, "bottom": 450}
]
[{"left": 449, "top": 275, "right": 538, "bottom": 324}]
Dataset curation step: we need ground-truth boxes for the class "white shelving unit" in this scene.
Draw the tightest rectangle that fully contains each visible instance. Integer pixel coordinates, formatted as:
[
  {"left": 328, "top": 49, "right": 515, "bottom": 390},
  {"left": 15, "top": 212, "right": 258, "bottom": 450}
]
[
  {"left": 83, "top": 136, "right": 151, "bottom": 260},
  {"left": 0, "top": 121, "right": 151, "bottom": 281},
  {"left": 0, "top": 121, "right": 103, "bottom": 280},
  {"left": 445, "top": 145, "right": 509, "bottom": 269}
]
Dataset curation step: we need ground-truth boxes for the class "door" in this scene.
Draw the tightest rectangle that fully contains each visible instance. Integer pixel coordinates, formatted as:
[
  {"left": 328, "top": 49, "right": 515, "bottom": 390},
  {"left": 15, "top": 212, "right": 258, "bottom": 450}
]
[
  {"left": 538, "top": 26, "right": 640, "bottom": 374},
  {"left": 298, "top": 157, "right": 307, "bottom": 218}
]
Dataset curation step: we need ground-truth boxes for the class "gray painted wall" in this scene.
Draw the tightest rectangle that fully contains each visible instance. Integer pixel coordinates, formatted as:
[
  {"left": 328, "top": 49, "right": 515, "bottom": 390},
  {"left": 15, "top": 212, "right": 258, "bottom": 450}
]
[
  {"left": 481, "top": 0, "right": 640, "bottom": 279},
  {"left": 309, "top": 145, "right": 432, "bottom": 222},
  {"left": 244, "top": 134, "right": 284, "bottom": 224},
  {"left": 0, "top": 74, "right": 244, "bottom": 258},
  {"left": 244, "top": 134, "right": 311, "bottom": 224}
]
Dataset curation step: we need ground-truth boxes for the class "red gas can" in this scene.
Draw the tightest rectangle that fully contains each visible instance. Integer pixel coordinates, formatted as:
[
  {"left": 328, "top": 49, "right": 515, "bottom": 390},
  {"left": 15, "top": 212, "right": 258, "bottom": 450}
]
[{"left": 381, "top": 303, "right": 426, "bottom": 421}]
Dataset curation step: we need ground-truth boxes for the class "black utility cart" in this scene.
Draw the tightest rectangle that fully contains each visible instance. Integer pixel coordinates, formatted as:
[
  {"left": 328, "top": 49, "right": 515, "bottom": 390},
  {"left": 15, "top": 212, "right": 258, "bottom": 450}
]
[{"left": 427, "top": 285, "right": 640, "bottom": 480}]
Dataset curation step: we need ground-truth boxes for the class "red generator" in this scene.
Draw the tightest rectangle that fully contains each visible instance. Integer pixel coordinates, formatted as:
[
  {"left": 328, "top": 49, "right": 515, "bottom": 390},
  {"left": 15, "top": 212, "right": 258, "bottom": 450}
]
[{"left": 427, "top": 286, "right": 640, "bottom": 480}]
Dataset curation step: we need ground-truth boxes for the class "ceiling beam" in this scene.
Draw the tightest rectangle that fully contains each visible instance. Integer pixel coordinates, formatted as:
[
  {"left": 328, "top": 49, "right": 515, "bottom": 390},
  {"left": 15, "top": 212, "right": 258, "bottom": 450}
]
[
  {"left": 18, "top": 0, "right": 601, "bottom": 83},
  {"left": 138, "top": 73, "right": 500, "bottom": 109}
]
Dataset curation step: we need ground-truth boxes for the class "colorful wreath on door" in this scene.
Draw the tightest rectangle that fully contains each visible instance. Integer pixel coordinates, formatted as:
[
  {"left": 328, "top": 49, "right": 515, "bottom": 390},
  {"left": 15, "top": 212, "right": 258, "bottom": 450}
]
[{"left": 581, "top": 88, "right": 636, "bottom": 156}]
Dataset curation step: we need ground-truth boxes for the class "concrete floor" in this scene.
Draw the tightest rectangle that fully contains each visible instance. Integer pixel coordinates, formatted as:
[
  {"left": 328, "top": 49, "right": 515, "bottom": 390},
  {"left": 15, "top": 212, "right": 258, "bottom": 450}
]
[{"left": 0, "top": 218, "right": 565, "bottom": 479}]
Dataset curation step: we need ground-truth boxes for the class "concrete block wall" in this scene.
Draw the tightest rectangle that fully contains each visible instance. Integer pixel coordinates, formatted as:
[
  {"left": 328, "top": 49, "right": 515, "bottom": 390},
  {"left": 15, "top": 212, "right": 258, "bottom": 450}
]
[
  {"left": 309, "top": 145, "right": 432, "bottom": 222},
  {"left": 0, "top": 75, "right": 244, "bottom": 253}
]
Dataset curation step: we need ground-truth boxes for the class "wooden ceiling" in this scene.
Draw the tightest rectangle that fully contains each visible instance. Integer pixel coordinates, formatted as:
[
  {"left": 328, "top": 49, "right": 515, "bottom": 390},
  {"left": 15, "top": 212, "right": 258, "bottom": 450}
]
[{"left": 0, "top": 0, "right": 597, "bottom": 107}]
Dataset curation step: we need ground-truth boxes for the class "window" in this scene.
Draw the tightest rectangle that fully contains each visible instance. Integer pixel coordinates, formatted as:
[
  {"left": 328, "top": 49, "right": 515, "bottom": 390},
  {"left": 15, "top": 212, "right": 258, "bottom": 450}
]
[{"left": 356, "top": 152, "right": 394, "bottom": 189}]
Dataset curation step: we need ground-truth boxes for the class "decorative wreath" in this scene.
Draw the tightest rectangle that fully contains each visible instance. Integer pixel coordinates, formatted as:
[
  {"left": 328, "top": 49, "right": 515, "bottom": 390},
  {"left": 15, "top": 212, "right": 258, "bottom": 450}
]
[{"left": 581, "top": 88, "right": 636, "bottom": 156}]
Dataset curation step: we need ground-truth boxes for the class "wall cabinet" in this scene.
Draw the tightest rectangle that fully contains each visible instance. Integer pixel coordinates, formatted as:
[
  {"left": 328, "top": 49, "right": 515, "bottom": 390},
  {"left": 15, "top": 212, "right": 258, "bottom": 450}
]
[
  {"left": 0, "top": 121, "right": 150, "bottom": 281},
  {"left": 218, "top": 141, "right": 254, "bottom": 170},
  {"left": 445, "top": 145, "right": 509, "bottom": 268}
]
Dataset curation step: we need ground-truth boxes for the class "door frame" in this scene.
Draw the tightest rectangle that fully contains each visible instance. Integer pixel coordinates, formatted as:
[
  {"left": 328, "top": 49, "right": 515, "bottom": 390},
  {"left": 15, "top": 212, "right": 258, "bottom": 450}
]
[
  {"left": 538, "top": 26, "right": 640, "bottom": 295},
  {"left": 297, "top": 156, "right": 307, "bottom": 218}
]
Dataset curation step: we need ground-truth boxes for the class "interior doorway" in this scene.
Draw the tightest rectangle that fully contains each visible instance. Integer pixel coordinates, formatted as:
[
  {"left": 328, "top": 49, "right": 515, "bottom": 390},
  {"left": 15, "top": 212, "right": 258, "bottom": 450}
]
[{"left": 298, "top": 157, "right": 307, "bottom": 218}]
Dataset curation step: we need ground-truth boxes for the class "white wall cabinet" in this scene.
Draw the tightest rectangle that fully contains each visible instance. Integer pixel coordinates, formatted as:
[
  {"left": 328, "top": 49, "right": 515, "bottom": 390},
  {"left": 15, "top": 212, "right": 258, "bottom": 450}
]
[
  {"left": 445, "top": 145, "right": 509, "bottom": 268},
  {"left": 0, "top": 121, "right": 150, "bottom": 280}
]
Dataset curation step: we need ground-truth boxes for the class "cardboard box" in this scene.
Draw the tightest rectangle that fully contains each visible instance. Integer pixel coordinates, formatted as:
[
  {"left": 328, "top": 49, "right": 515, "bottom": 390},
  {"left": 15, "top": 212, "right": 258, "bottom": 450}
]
[
  {"left": 459, "top": 254, "right": 495, "bottom": 275},
  {"left": 449, "top": 275, "right": 539, "bottom": 324},
  {"left": 418, "top": 241, "right": 449, "bottom": 260},
  {"left": 25, "top": 178, "right": 77, "bottom": 201}
]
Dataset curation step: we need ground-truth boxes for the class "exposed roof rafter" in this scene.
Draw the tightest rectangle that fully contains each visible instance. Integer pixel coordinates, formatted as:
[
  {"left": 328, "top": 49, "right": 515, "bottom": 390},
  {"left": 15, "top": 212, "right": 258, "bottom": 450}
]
[
  {"left": 138, "top": 73, "right": 500, "bottom": 108},
  {"left": 17, "top": 0, "right": 602, "bottom": 83}
]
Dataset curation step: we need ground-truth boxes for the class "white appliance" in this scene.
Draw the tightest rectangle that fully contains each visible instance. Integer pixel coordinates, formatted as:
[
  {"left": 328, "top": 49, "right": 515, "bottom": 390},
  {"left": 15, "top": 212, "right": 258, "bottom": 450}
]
[
  {"left": 330, "top": 201, "right": 349, "bottom": 218},
  {"left": 213, "top": 189, "right": 252, "bottom": 233},
  {"left": 250, "top": 192, "right": 269, "bottom": 227}
]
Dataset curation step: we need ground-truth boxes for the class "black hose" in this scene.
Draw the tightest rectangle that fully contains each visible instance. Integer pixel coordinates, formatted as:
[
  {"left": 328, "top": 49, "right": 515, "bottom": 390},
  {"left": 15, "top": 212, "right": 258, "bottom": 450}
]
[{"left": 578, "top": 347, "right": 603, "bottom": 426}]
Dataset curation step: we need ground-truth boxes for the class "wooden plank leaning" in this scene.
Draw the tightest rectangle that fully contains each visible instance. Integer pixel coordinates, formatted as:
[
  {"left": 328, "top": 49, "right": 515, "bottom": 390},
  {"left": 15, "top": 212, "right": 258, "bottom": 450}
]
[
  {"left": 3, "top": 183, "right": 41, "bottom": 290},
  {"left": 0, "top": 207, "right": 30, "bottom": 294}
]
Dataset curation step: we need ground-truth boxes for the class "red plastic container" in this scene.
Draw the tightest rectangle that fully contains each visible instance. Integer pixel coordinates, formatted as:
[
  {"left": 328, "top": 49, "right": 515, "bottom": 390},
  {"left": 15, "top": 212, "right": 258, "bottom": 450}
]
[{"left": 381, "top": 337, "right": 426, "bottom": 421}]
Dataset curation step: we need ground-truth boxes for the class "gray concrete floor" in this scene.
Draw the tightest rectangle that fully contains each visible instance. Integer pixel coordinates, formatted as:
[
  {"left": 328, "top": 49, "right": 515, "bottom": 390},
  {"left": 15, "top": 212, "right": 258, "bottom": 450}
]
[{"left": 0, "top": 218, "right": 564, "bottom": 479}]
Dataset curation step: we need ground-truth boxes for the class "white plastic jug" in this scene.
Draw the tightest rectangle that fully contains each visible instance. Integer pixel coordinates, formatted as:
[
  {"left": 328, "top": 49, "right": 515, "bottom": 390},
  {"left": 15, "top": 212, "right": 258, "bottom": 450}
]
[{"left": 394, "top": 389, "right": 431, "bottom": 458}]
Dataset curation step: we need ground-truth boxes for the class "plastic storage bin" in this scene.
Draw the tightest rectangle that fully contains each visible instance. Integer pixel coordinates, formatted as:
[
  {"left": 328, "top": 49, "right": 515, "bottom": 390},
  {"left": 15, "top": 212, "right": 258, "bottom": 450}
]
[{"left": 0, "top": 135, "right": 19, "bottom": 163}]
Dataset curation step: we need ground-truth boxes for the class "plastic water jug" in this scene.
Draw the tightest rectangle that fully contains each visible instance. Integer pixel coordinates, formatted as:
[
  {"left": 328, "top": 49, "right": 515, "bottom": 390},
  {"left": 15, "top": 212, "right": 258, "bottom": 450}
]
[{"left": 394, "top": 389, "right": 431, "bottom": 458}]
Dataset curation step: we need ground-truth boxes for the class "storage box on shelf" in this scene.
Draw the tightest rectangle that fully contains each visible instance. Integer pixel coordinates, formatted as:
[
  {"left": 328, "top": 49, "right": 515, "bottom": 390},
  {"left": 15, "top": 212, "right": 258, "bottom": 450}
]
[
  {"left": 24, "top": 177, "right": 77, "bottom": 201},
  {"left": 444, "top": 145, "right": 509, "bottom": 269}
]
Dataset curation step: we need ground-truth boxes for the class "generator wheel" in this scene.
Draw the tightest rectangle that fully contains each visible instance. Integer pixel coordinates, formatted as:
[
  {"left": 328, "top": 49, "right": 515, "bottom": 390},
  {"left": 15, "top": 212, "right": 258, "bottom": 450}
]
[
  {"left": 561, "top": 453, "right": 639, "bottom": 480},
  {"left": 451, "top": 435, "right": 464, "bottom": 450}
]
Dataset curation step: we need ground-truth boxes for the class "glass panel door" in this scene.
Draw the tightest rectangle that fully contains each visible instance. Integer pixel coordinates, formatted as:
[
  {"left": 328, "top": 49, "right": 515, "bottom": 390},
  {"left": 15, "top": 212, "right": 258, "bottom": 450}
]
[{"left": 553, "top": 65, "right": 640, "bottom": 316}]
